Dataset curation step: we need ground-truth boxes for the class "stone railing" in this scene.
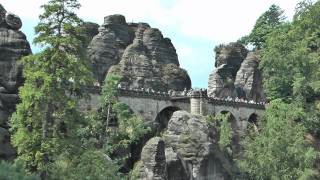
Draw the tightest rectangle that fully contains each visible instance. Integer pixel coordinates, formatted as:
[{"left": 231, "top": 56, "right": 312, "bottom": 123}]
[
  {"left": 116, "top": 86, "right": 191, "bottom": 100},
  {"left": 207, "top": 97, "right": 266, "bottom": 109},
  {"left": 187, "top": 88, "right": 266, "bottom": 109},
  {"left": 87, "top": 85, "right": 266, "bottom": 109}
]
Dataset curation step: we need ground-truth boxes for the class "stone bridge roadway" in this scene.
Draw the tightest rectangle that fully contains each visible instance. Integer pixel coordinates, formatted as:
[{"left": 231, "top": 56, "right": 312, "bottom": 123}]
[{"left": 83, "top": 87, "right": 265, "bottom": 132}]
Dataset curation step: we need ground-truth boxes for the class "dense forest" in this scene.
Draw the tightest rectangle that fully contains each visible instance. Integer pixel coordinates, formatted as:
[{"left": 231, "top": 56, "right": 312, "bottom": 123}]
[{"left": 1, "top": 0, "right": 320, "bottom": 179}]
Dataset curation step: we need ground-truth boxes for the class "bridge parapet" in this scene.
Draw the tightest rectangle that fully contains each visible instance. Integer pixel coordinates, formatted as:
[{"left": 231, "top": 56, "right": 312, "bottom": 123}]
[
  {"left": 87, "top": 86, "right": 266, "bottom": 110},
  {"left": 207, "top": 97, "right": 266, "bottom": 109}
]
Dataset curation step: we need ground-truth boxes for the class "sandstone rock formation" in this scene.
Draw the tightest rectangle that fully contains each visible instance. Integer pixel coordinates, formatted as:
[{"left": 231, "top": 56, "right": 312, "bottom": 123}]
[
  {"left": 0, "top": 4, "right": 31, "bottom": 160},
  {"left": 133, "top": 111, "right": 232, "bottom": 180},
  {"left": 0, "top": 127, "right": 15, "bottom": 160},
  {"left": 87, "top": 14, "right": 191, "bottom": 91},
  {"left": 208, "top": 43, "right": 247, "bottom": 98},
  {"left": 235, "top": 52, "right": 265, "bottom": 101},
  {"left": 208, "top": 42, "right": 265, "bottom": 101},
  {"left": 132, "top": 137, "right": 167, "bottom": 180},
  {"left": 80, "top": 22, "right": 99, "bottom": 48}
]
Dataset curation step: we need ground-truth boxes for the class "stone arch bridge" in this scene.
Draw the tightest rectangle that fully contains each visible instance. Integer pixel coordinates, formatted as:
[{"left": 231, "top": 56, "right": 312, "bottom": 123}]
[{"left": 83, "top": 87, "right": 265, "bottom": 132}]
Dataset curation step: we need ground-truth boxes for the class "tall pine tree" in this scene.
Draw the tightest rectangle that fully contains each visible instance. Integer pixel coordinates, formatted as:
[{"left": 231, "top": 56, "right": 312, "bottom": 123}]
[{"left": 10, "top": 0, "right": 92, "bottom": 178}]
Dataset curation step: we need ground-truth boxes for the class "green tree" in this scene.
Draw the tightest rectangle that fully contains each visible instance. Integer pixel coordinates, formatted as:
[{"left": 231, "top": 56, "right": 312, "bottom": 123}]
[
  {"left": 85, "top": 74, "right": 150, "bottom": 152},
  {"left": 239, "top": 4, "right": 285, "bottom": 49},
  {"left": 10, "top": 0, "right": 92, "bottom": 178},
  {"left": 260, "top": 1, "right": 320, "bottom": 136},
  {"left": 47, "top": 150, "right": 123, "bottom": 180},
  {"left": 238, "top": 100, "right": 318, "bottom": 179},
  {"left": 77, "top": 74, "right": 150, "bottom": 177},
  {"left": 0, "top": 160, "right": 39, "bottom": 180}
]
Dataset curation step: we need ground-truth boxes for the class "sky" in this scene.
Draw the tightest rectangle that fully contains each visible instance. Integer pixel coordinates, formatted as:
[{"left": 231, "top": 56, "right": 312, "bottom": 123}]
[{"left": 2, "top": 0, "right": 301, "bottom": 88}]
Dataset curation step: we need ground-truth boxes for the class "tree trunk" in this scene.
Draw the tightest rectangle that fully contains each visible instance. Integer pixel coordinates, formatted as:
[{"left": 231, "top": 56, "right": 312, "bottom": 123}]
[
  {"left": 100, "top": 103, "right": 111, "bottom": 147},
  {"left": 41, "top": 102, "right": 54, "bottom": 180}
]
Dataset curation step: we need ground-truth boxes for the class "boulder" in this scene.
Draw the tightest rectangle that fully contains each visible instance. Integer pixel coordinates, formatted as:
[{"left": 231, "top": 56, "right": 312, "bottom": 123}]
[
  {"left": 5, "top": 13, "right": 22, "bottom": 30},
  {"left": 88, "top": 14, "right": 191, "bottom": 91},
  {"left": 103, "top": 14, "right": 127, "bottom": 25}
]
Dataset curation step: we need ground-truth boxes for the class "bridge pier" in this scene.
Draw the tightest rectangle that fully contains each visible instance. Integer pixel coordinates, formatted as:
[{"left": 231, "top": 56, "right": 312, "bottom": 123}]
[{"left": 190, "top": 90, "right": 207, "bottom": 115}]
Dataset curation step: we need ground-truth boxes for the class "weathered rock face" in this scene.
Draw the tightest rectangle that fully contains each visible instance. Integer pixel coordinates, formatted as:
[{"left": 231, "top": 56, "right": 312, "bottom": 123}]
[
  {"left": 0, "top": 127, "right": 15, "bottom": 160},
  {"left": 133, "top": 137, "right": 167, "bottom": 180},
  {"left": 208, "top": 43, "right": 265, "bottom": 101},
  {"left": 234, "top": 52, "right": 266, "bottom": 101},
  {"left": 133, "top": 111, "right": 232, "bottom": 180},
  {"left": 87, "top": 14, "right": 191, "bottom": 91},
  {"left": 80, "top": 22, "right": 99, "bottom": 48},
  {"left": 208, "top": 43, "right": 247, "bottom": 98},
  {"left": 0, "top": 4, "right": 31, "bottom": 160}
]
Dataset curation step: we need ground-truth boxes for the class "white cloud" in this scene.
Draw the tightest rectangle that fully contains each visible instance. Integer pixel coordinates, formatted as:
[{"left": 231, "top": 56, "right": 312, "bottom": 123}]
[
  {"left": 2, "top": 0, "right": 301, "bottom": 43},
  {"left": 2, "top": 0, "right": 46, "bottom": 20}
]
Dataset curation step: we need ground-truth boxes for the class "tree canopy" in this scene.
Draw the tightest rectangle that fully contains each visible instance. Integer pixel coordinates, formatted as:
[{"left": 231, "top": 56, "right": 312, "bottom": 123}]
[{"left": 239, "top": 4, "right": 285, "bottom": 49}]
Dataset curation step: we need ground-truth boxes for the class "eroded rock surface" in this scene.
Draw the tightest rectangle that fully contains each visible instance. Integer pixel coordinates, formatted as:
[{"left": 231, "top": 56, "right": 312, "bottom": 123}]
[
  {"left": 132, "top": 137, "right": 167, "bottom": 180},
  {"left": 133, "top": 111, "right": 232, "bottom": 180},
  {"left": 0, "top": 4, "right": 31, "bottom": 160},
  {"left": 234, "top": 52, "right": 266, "bottom": 101},
  {"left": 0, "top": 127, "right": 15, "bottom": 160},
  {"left": 208, "top": 43, "right": 265, "bottom": 101},
  {"left": 88, "top": 14, "right": 191, "bottom": 91},
  {"left": 208, "top": 43, "right": 247, "bottom": 98}
]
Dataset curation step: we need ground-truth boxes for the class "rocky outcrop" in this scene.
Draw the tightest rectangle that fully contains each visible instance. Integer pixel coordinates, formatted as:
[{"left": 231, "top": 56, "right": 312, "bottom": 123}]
[
  {"left": 132, "top": 137, "right": 167, "bottom": 180},
  {"left": 133, "top": 111, "right": 232, "bottom": 180},
  {"left": 0, "top": 4, "right": 31, "bottom": 160},
  {"left": 208, "top": 43, "right": 247, "bottom": 98},
  {"left": 80, "top": 22, "right": 99, "bottom": 48},
  {"left": 0, "top": 127, "right": 15, "bottom": 160},
  {"left": 234, "top": 52, "right": 265, "bottom": 101},
  {"left": 87, "top": 14, "right": 191, "bottom": 91},
  {"left": 208, "top": 43, "right": 265, "bottom": 101}
]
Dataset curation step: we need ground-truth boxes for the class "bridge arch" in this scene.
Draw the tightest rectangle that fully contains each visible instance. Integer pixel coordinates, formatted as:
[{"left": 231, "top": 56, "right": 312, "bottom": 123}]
[
  {"left": 218, "top": 110, "right": 241, "bottom": 155},
  {"left": 154, "top": 106, "right": 181, "bottom": 135},
  {"left": 247, "top": 113, "right": 259, "bottom": 132},
  {"left": 218, "top": 110, "right": 237, "bottom": 131}
]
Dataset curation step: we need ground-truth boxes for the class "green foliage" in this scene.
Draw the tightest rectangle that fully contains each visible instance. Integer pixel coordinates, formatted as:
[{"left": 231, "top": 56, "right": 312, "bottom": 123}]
[
  {"left": 218, "top": 114, "right": 232, "bottom": 149},
  {"left": 239, "top": 4, "right": 285, "bottom": 49},
  {"left": 98, "top": 74, "right": 150, "bottom": 153},
  {"left": 261, "top": 1, "right": 320, "bottom": 102},
  {"left": 0, "top": 160, "right": 39, "bottom": 180},
  {"left": 260, "top": 1, "right": 320, "bottom": 136},
  {"left": 10, "top": 0, "right": 93, "bottom": 177},
  {"left": 109, "top": 102, "right": 151, "bottom": 148},
  {"left": 48, "top": 150, "right": 123, "bottom": 180},
  {"left": 78, "top": 74, "right": 150, "bottom": 178},
  {"left": 207, "top": 113, "right": 232, "bottom": 150},
  {"left": 238, "top": 100, "right": 318, "bottom": 180}
]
